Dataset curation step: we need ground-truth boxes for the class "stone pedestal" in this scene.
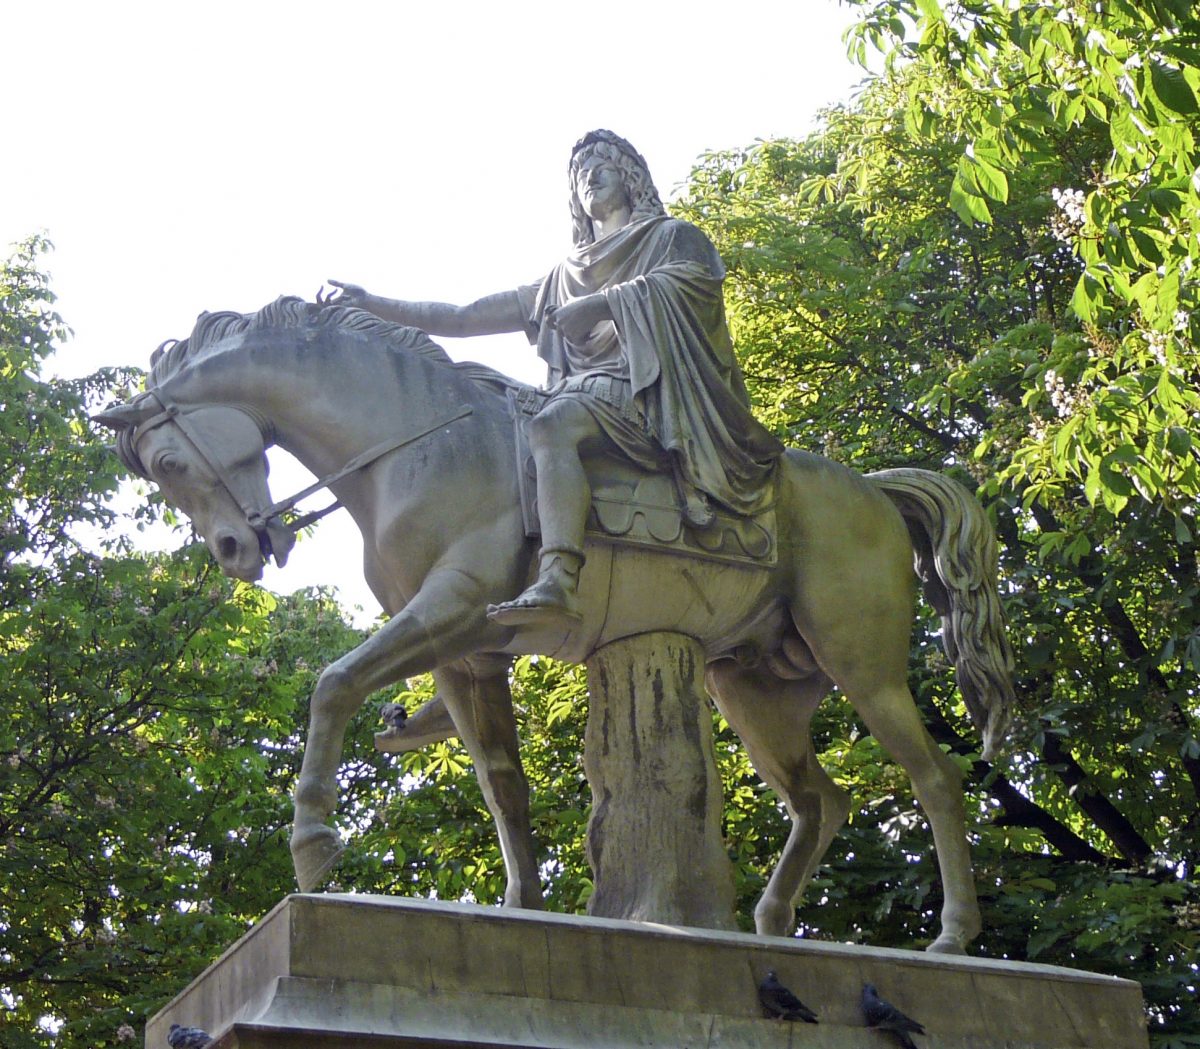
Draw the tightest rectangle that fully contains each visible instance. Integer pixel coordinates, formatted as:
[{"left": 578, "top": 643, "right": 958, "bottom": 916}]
[
  {"left": 584, "top": 631, "right": 736, "bottom": 930},
  {"left": 146, "top": 895, "right": 1149, "bottom": 1049}
]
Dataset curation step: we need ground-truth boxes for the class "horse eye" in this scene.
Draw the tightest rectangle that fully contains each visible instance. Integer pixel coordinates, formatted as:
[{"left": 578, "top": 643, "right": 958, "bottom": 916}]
[{"left": 157, "top": 453, "right": 184, "bottom": 475}]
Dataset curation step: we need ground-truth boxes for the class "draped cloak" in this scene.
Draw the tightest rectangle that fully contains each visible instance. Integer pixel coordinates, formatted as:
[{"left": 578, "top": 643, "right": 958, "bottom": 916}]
[{"left": 518, "top": 215, "right": 783, "bottom": 518}]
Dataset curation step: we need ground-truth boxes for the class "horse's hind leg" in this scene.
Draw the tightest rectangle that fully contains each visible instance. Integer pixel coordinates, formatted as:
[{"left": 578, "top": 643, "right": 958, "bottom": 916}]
[
  {"left": 433, "top": 656, "right": 543, "bottom": 910},
  {"left": 850, "top": 677, "right": 980, "bottom": 953},
  {"left": 784, "top": 469, "right": 982, "bottom": 953},
  {"left": 806, "top": 597, "right": 981, "bottom": 952},
  {"left": 706, "top": 660, "right": 849, "bottom": 937}
]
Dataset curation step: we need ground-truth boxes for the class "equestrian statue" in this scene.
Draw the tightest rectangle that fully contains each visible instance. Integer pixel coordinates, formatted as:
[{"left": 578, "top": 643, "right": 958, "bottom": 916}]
[{"left": 96, "top": 131, "right": 1014, "bottom": 954}]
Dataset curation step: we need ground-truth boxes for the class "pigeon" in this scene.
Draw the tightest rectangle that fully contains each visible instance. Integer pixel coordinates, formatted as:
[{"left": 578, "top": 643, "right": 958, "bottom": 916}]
[
  {"left": 167, "top": 1024, "right": 212, "bottom": 1048},
  {"left": 862, "top": 983, "right": 926, "bottom": 1048},
  {"left": 758, "top": 969, "right": 819, "bottom": 1023},
  {"left": 379, "top": 701, "right": 408, "bottom": 731}
]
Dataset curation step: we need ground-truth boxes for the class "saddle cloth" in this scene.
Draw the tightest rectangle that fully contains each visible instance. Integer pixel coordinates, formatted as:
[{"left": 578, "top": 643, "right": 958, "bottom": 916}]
[{"left": 508, "top": 387, "right": 777, "bottom": 568}]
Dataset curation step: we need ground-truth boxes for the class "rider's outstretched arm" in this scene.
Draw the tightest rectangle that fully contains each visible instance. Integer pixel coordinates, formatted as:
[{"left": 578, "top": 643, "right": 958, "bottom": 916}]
[{"left": 328, "top": 282, "right": 525, "bottom": 337}]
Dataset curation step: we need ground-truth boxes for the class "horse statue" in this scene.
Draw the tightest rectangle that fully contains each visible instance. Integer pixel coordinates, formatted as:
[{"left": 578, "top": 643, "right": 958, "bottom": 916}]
[{"left": 95, "top": 296, "right": 1014, "bottom": 954}]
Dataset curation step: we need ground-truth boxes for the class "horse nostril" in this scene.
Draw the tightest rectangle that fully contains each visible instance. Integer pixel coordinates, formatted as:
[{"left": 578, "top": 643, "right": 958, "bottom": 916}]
[{"left": 217, "top": 534, "right": 240, "bottom": 561}]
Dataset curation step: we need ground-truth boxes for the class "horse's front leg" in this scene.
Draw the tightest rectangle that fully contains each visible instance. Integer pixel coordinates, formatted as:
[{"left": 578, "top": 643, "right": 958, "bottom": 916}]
[
  {"left": 434, "top": 657, "right": 542, "bottom": 910},
  {"left": 290, "top": 566, "right": 492, "bottom": 892}
]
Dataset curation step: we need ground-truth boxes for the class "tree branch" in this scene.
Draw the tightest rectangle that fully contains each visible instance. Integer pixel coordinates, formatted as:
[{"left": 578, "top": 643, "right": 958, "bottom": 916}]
[
  {"left": 921, "top": 703, "right": 1111, "bottom": 864},
  {"left": 1031, "top": 504, "right": 1200, "bottom": 803},
  {"left": 888, "top": 404, "right": 958, "bottom": 450},
  {"left": 1039, "top": 734, "right": 1151, "bottom": 864}
]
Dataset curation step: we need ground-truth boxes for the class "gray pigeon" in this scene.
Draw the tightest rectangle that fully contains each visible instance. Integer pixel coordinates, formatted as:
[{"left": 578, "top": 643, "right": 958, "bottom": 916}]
[
  {"left": 167, "top": 1023, "right": 212, "bottom": 1049},
  {"left": 379, "top": 702, "right": 408, "bottom": 731},
  {"left": 862, "top": 983, "right": 925, "bottom": 1048},
  {"left": 758, "top": 969, "right": 819, "bottom": 1022}
]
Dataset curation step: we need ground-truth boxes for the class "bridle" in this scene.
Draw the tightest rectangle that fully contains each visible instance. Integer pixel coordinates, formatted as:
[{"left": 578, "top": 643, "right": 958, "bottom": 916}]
[{"left": 129, "top": 391, "right": 473, "bottom": 566}]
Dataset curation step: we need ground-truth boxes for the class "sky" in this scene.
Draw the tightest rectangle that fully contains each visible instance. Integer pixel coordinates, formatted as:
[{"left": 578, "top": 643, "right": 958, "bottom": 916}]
[{"left": 6, "top": 0, "right": 866, "bottom": 623}]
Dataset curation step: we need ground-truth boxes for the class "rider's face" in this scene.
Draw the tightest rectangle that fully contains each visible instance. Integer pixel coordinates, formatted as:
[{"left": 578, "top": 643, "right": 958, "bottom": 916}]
[{"left": 575, "top": 155, "right": 630, "bottom": 221}]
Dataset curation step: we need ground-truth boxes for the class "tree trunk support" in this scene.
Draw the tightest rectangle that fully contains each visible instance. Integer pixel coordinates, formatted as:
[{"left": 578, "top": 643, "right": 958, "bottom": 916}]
[{"left": 583, "top": 631, "right": 737, "bottom": 930}]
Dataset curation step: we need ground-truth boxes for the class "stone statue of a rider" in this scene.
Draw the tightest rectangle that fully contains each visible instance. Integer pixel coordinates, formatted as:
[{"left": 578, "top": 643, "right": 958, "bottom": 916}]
[{"left": 329, "top": 129, "right": 782, "bottom": 627}]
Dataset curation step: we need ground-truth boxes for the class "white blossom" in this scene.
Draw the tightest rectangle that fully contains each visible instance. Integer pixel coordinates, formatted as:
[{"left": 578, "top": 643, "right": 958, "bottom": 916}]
[
  {"left": 1042, "top": 368, "right": 1089, "bottom": 417},
  {"left": 1145, "top": 329, "right": 1169, "bottom": 365},
  {"left": 1050, "top": 187, "right": 1086, "bottom": 242}
]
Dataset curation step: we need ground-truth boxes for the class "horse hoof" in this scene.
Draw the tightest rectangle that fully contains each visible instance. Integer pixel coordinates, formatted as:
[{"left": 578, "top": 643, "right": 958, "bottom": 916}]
[
  {"left": 753, "top": 898, "right": 795, "bottom": 937},
  {"left": 926, "top": 934, "right": 968, "bottom": 955},
  {"left": 291, "top": 826, "right": 345, "bottom": 892}
]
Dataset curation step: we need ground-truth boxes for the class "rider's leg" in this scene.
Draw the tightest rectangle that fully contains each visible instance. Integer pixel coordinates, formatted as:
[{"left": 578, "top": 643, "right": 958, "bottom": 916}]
[
  {"left": 530, "top": 399, "right": 599, "bottom": 555},
  {"left": 487, "top": 399, "right": 603, "bottom": 625}
]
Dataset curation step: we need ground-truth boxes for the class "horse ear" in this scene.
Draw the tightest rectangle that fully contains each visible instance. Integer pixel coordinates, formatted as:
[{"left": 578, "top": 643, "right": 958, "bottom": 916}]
[{"left": 92, "top": 400, "right": 153, "bottom": 431}]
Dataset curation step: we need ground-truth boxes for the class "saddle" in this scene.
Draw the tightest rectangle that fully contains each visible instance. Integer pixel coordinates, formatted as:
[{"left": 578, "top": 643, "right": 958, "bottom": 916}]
[{"left": 508, "top": 388, "right": 777, "bottom": 568}]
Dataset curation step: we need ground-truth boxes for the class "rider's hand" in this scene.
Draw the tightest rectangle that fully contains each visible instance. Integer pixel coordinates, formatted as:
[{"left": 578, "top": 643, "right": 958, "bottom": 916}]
[
  {"left": 325, "top": 280, "right": 370, "bottom": 307},
  {"left": 547, "top": 294, "right": 612, "bottom": 346}
]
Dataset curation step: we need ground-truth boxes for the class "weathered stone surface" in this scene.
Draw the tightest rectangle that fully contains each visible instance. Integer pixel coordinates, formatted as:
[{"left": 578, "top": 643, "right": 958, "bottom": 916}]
[
  {"left": 584, "top": 631, "right": 736, "bottom": 930},
  {"left": 147, "top": 894, "right": 1148, "bottom": 1049}
]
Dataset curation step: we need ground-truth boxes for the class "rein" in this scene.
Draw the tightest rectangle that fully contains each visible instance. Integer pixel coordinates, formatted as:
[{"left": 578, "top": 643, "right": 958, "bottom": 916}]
[
  {"left": 256, "top": 404, "right": 476, "bottom": 529},
  {"left": 132, "top": 392, "right": 473, "bottom": 564}
]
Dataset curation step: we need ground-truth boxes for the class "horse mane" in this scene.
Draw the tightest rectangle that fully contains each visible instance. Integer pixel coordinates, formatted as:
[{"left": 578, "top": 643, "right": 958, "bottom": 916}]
[{"left": 146, "top": 295, "right": 528, "bottom": 398}]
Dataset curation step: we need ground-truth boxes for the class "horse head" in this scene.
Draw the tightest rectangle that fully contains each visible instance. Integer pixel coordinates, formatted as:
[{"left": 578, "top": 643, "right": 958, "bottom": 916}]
[{"left": 94, "top": 392, "right": 295, "bottom": 581}]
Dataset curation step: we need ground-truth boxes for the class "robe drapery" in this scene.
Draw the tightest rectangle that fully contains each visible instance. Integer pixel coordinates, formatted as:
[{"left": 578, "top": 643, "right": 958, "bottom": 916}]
[{"left": 517, "top": 215, "right": 783, "bottom": 518}]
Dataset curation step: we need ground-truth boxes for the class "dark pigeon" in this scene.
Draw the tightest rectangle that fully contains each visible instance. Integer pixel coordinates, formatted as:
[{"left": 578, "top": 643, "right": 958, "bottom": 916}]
[
  {"left": 167, "top": 1024, "right": 212, "bottom": 1049},
  {"left": 379, "top": 702, "right": 408, "bottom": 731},
  {"left": 758, "top": 969, "right": 819, "bottom": 1023},
  {"left": 862, "top": 983, "right": 926, "bottom": 1048}
]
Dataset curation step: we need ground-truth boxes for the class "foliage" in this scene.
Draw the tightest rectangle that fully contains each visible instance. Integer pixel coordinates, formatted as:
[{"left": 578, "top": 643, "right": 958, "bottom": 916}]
[
  {"left": 0, "top": 236, "right": 132, "bottom": 571},
  {"left": 844, "top": 0, "right": 1200, "bottom": 520}
]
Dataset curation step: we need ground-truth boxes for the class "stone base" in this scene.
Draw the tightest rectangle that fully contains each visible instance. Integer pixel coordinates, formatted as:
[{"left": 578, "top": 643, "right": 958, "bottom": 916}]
[{"left": 147, "top": 894, "right": 1148, "bottom": 1049}]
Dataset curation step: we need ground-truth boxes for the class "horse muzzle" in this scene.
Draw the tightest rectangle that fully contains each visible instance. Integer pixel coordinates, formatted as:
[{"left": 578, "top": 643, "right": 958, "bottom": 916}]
[{"left": 211, "top": 526, "right": 268, "bottom": 582}]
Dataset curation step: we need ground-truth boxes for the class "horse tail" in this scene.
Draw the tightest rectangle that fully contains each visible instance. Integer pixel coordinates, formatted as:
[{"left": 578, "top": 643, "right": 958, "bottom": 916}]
[{"left": 868, "top": 468, "right": 1015, "bottom": 760}]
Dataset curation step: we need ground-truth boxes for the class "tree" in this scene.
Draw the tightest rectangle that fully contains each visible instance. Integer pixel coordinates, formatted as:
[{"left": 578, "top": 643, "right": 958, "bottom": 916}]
[{"left": 844, "top": 0, "right": 1200, "bottom": 519}]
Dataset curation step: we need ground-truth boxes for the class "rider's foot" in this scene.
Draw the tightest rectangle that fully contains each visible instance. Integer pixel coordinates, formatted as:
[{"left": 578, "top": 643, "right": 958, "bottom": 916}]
[{"left": 487, "top": 547, "right": 584, "bottom": 627}]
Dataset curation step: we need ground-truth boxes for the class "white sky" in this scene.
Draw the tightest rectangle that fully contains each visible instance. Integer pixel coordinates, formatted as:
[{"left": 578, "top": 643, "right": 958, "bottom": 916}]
[{"left": 5, "top": 0, "right": 865, "bottom": 623}]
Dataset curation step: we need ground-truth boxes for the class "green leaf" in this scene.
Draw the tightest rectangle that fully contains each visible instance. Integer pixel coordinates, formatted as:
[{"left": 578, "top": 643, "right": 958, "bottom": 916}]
[
  {"left": 1131, "top": 271, "right": 1159, "bottom": 313},
  {"left": 1069, "top": 273, "right": 1102, "bottom": 322},
  {"left": 1167, "top": 426, "right": 1192, "bottom": 456},
  {"left": 970, "top": 153, "right": 1009, "bottom": 203},
  {"left": 1156, "top": 269, "right": 1180, "bottom": 322},
  {"left": 1130, "top": 228, "right": 1164, "bottom": 266},
  {"left": 1053, "top": 416, "right": 1081, "bottom": 458},
  {"left": 949, "top": 178, "right": 992, "bottom": 224},
  {"left": 1109, "top": 108, "right": 1144, "bottom": 153},
  {"left": 1150, "top": 60, "right": 1198, "bottom": 115},
  {"left": 1149, "top": 188, "right": 1182, "bottom": 214}
]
